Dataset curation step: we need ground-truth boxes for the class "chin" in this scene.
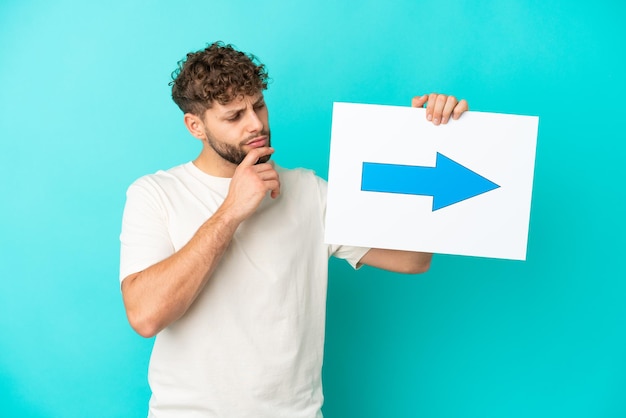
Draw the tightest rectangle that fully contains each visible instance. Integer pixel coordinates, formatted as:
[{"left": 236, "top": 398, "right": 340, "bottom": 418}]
[{"left": 255, "top": 154, "right": 272, "bottom": 164}]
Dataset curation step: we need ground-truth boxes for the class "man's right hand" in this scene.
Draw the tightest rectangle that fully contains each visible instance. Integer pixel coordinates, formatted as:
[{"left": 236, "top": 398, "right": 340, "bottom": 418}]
[{"left": 222, "top": 147, "right": 281, "bottom": 223}]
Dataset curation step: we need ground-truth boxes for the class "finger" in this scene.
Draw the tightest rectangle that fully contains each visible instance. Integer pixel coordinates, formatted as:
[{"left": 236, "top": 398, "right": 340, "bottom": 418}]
[
  {"left": 253, "top": 161, "right": 280, "bottom": 193},
  {"left": 255, "top": 164, "right": 279, "bottom": 180},
  {"left": 269, "top": 178, "right": 281, "bottom": 199},
  {"left": 425, "top": 93, "right": 438, "bottom": 122},
  {"left": 452, "top": 99, "right": 469, "bottom": 120},
  {"left": 411, "top": 94, "right": 428, "bottom": 108},
  {"left": 266, "top": 160, "right": 280, "bottom": 198},
  {"left": 254, "top": 160, "right": 276, "bottom": 172},
  {"left": 240, "top": 147, "right": 274, "bottom": 167},
  {"left": 440, "top": 96, "right": 458, "bottom": 124},
  {"left": 431, "top": 94, "right": 448, "bottom": 125},
  {"left": 254, "top": 159, "right": 278, "bottom": 173}
]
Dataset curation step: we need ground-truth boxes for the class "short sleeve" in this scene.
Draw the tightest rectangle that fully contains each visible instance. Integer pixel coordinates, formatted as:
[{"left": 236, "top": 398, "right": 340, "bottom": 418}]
[
  {"left": 330, "top": 244, "right": 370, "bottom": 269},
  {"left": 119, "top": 178, "right": 175, "bottom": 283},
  {"left": 313, "top": 175, "right": 370, "bottom": 269}
]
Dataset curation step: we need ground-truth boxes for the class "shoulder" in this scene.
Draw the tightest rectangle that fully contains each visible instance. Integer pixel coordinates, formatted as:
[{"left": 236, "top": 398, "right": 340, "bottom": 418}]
[
  {"left": 276, "top": 166, "right": 326, "bottom": 190},
  {"left": 274, "top": 166, "right": 329, "bottom": 209},
  {"left": 127, "top": 163, "right": 191, "bottom": 193}
]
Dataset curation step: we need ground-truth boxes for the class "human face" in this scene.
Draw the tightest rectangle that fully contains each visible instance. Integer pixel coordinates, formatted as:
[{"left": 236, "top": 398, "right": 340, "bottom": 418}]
[{"left": 201, "top": 93, "right": 271, "bottom": 166}]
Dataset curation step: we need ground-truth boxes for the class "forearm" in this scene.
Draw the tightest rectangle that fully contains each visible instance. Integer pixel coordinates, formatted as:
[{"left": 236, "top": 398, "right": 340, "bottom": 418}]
[
  {"left": 358, "top": 248, "right": 432, "bottom": 274},
  {"left": 122, "top": 207, "right": 241, "bottom": 338}
]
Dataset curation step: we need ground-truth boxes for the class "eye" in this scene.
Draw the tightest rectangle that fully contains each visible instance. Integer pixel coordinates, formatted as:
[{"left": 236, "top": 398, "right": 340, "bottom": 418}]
[{"left": 227, "top": 113, "right": 241, "bottom": 122}]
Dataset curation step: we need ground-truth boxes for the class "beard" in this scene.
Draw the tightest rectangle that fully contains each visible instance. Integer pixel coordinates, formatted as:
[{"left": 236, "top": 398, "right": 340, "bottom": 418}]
[{"left": 205, "top": 130, "right": 272, "bottom": 165}]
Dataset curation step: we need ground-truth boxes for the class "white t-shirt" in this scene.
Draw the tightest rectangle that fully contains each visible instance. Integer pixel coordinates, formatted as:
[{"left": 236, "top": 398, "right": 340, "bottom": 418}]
[{"left": 120, "top": 162, "right": 369, "bottom": 418}]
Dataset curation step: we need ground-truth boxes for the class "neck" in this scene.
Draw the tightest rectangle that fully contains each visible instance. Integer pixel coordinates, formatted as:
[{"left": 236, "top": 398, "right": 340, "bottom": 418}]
[{"left": 193, "top": 146, "right": 237, "bottom": 178}]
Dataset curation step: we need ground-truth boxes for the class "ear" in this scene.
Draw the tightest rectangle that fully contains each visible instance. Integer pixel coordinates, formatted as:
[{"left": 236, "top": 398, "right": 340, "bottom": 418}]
[{"left": 183, "top": 113, "right": 206, "bottom": 140}]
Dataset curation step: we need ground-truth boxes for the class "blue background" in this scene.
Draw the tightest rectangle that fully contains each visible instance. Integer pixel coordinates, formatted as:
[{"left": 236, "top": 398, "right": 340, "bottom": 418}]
[{"left": 1, "top": 1, "right": 625, "bottom": 417}]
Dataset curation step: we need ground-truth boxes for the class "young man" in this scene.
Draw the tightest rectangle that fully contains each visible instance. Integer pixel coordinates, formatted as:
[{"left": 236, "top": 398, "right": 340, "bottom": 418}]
[{"left": 120, "top": 41, "right": 468, "bottom": 417}]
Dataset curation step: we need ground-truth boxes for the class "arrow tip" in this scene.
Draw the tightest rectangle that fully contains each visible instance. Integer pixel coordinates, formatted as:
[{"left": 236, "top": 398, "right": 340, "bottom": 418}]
[{"left": 432, "top": 153, "right": 500, "bottom": 211}]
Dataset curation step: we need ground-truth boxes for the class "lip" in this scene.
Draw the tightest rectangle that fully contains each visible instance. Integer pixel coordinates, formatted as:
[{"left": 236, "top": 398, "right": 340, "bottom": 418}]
[{"left": 246, "top": 136, "right": 268, "bottom": 148}]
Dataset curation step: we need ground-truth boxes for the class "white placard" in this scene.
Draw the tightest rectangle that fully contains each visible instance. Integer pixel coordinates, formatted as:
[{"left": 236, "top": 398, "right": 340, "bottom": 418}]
[{"left": 325, "top": 102, "right": 539, "bottom": 260}]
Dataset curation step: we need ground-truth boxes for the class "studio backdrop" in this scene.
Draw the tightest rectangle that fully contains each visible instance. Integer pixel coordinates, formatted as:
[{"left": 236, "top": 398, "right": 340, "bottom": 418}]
[{"left": 1, "top": 1, "right": 625, "bottom": 417}]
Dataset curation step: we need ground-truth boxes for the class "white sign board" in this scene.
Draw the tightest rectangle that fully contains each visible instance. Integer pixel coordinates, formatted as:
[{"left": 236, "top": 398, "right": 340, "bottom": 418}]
[{"left": 324, "top": 102, "right": 539, "bottom": 260}]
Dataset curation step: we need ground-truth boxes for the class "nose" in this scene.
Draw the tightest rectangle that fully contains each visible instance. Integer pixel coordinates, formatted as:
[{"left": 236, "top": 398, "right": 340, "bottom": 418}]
[{"left": 245, "top": 109, "right": 263, "bottom": 133}]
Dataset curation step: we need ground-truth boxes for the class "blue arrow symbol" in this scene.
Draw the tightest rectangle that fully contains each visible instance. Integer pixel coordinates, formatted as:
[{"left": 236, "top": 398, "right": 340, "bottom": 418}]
[{"left": 361, "top": 153, "right": 500, "bottom": 211}]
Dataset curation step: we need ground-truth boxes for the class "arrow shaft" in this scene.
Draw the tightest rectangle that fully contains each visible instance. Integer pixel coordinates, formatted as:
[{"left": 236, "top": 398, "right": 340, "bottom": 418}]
[{"left": 361, "top": 162, "right": 438, "bottom": 196}]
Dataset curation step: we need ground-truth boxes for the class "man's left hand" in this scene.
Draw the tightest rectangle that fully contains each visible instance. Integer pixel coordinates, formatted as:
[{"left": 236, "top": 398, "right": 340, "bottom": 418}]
[{"left": 411, "top": 93, "right": 469, "bottom": 126}]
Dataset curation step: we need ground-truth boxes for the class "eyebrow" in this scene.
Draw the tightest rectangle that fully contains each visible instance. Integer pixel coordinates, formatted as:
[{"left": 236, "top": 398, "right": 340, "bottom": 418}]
[
  {"left": 221, "top": 96, "right": 265, "bottom": 118},
  {"left": 223, "top": 107, "right": 245, "bottom": 119}
]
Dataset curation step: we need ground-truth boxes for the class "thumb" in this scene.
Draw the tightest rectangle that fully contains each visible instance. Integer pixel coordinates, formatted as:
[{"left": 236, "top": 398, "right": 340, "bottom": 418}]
[{"left": 411, "top": 94, "right": 428, "bottom": 108}]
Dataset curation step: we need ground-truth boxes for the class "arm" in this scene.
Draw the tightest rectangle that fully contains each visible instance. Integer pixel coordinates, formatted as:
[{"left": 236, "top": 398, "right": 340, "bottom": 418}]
[
  {"left": 358, "top": 249, "right": 432, "bottom": 274},
  {"left": 121, "top": 147, "right": 280, "bottom": 338},
  {"left": 356, "top": 93, "right": 468, "bottom": 274}
]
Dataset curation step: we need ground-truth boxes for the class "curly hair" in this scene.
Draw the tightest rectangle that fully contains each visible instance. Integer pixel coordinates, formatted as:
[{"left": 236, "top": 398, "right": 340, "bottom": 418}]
[{"left": 170, "top": 42, "right": 269, "bottom": 115}]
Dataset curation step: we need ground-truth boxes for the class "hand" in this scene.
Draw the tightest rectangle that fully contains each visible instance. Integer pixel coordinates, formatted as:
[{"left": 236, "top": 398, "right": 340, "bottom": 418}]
[
  {"left": 222, "top": 147, "right": 281, "bottom": 222},
  {"left": 411, "top": 93, "right": 469, "bottom": 126}
]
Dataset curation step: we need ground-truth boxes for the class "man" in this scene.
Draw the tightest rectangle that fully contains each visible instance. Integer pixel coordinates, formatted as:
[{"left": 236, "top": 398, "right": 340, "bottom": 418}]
[{"left": 119, "top": 41, "right": 468, "bottom": 417}]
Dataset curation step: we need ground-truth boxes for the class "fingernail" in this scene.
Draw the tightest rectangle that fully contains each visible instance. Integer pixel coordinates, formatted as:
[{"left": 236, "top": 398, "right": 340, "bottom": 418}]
[
  {"left": 434, "top": 118, "right": 439, "bottom": 124},
  {"left": 427, "top": 114, "right": 432, "bottom": 121}
]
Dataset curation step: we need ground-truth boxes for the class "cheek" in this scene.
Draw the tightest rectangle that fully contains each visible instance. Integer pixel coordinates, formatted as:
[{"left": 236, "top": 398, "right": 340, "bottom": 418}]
[{"left": 211, "top": 125, "right": 240, "bottom": 143}]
